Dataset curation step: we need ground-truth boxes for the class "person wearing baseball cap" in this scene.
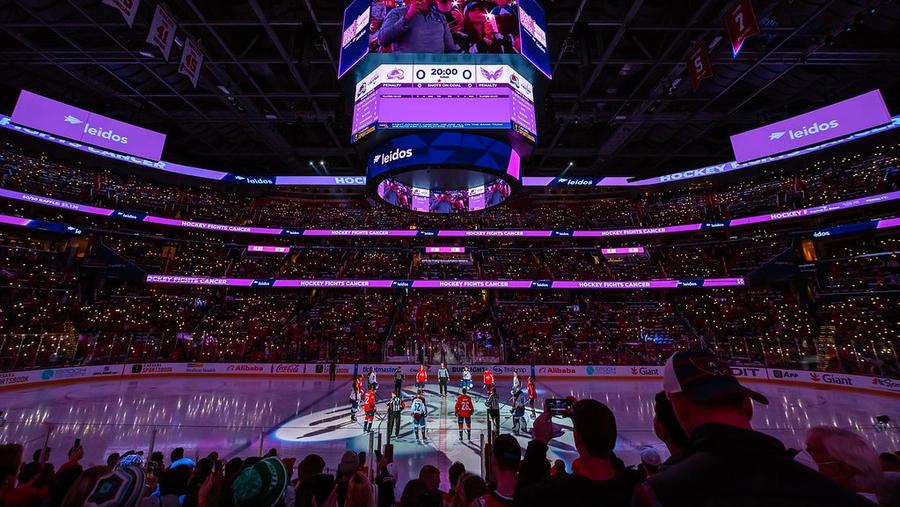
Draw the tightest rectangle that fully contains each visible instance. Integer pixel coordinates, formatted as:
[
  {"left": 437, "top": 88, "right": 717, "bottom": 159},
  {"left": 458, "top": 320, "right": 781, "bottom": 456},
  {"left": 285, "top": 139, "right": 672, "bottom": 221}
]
[
  {"left": 632, "top": 348, "right": 874, "bottom": 507},
  {"left": 516, "top": 399, "right": 638, "bottom": 507}
]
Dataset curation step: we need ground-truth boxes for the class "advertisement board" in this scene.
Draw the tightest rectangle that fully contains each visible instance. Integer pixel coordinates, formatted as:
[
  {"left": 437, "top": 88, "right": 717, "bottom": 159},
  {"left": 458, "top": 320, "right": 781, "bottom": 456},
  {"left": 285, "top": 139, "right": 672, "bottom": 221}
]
[
  {"left": 0, "top": 364, "right": 897, "bottom": 397},
  {"left": 730, "top": 90, "right": 891, "bottom": 163},
  {"left": 10, "top": 90, "right": 167, "bottom": 161}
]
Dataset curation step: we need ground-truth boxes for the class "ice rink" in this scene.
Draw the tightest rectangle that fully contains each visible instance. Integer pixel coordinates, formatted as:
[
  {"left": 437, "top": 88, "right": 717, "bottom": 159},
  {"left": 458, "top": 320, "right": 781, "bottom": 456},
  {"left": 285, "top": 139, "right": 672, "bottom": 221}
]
[{"left": 1, "top": 376, "right": 897, "bottom": 487}]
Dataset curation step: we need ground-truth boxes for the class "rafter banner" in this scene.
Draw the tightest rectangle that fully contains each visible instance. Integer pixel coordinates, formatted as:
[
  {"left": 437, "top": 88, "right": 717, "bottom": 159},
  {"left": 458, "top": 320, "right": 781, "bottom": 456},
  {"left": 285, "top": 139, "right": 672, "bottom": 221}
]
[
  {"left": 146, "top": 4, "right": 177, "bottom": 62},
  {"left": 724, "top": 0, "right": 761, "bottom": 57},
  {"left": 687, "top": 40, "right": 714, "bottom": 90},
  {"left": 102, "top": 0, "right": 141, "bottom": 28},
  {"left": 178, "top": 38, "right": 204, "bottom": 88}
]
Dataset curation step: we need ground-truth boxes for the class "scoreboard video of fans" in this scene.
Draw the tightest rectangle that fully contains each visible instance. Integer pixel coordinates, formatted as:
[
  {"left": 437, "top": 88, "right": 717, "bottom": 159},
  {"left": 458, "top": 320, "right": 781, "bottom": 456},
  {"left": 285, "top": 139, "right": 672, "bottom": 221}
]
[{"left": 351, "top": 63, "right": 537, "bottom": 143}]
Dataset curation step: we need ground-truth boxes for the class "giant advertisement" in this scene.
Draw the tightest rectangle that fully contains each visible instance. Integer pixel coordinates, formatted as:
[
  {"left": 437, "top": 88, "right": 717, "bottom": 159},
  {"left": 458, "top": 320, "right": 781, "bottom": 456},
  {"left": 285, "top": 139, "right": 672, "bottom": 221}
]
[
  {"left": 729, "top": 90, "right": 891, "bottom": 163},
  {"left": 10, "top": 90, "right": 167, "bottom": 161},
  {"left": 352, "top": 63, "right": 536, "bottom": 142}
]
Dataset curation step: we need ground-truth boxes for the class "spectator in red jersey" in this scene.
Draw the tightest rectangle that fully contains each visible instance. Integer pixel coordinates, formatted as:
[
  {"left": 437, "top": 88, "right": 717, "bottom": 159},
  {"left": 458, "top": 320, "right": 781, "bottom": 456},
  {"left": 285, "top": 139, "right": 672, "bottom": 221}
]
[
  {"left": 632, "top": 349, "right": 874, "bottom": 507},
  {"left": 475, "top": 434, "right": 519, "bottom": 506},
  {"left": 455, "top": 388, "right": 475, "bottom": 441}
]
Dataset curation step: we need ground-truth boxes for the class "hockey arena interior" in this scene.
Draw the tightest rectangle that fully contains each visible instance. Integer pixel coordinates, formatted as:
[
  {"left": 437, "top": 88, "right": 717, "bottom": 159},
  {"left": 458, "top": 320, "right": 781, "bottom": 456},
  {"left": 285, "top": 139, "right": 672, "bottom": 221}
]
[{"left": 0, "top": 0, "right": 898, "bottom": 506}]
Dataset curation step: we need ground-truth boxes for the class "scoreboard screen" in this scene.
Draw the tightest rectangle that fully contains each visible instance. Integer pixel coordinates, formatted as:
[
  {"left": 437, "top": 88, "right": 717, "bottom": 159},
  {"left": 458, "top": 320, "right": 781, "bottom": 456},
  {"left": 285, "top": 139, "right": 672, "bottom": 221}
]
[{"left": 351, "top": 63, "right": 536, "bottom": 143}]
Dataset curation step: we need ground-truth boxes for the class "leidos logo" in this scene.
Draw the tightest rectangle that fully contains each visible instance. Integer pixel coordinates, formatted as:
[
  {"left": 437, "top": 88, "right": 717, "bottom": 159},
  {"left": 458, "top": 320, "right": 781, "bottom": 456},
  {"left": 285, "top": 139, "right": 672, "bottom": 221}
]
[
  {"left": 769, "top": 120, "right": 839, "bottom": 142},
  {"left": 373, "top": 148, "right": 413, "bottom": 165},
  {"left": 66, "top": 115, "right": 130, "bottom": 145},
  {"left": 557, "top": 177, "right": 594, "bottom": 186}
]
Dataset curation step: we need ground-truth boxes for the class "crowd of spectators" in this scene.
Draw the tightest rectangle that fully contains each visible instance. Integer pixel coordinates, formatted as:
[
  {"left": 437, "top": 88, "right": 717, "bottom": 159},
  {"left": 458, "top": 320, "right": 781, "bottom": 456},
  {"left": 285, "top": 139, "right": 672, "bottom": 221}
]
[
  {"left": 0, "top": 349, "right": 897, "bottom": 506},
  {"left": 1, "top": 142, "right": 897, "bottom": 232}
]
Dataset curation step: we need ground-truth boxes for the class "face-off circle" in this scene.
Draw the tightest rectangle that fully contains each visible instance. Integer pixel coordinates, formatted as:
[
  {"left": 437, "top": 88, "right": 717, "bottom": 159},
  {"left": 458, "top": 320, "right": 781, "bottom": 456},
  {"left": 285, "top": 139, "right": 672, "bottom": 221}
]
[{"left": 367, "top": 132, "right": 521, "bottom": 213}]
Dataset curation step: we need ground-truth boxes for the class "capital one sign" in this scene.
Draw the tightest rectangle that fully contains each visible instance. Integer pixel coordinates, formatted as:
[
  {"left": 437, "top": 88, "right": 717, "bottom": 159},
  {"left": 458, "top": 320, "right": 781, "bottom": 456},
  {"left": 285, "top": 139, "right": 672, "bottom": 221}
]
[{"left": 11, "top": 90, "right": 167, "bottom": 161}]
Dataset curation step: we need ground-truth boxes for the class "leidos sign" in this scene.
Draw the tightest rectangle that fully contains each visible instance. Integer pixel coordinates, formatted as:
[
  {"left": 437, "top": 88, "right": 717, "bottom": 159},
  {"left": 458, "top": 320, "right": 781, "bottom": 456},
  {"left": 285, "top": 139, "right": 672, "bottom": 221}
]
[
  {"left": 11, "top": 90, "right": 166, "bottom": 161},
  {"left": 730, "top": 90, "right": 890, "bottom": 164}
]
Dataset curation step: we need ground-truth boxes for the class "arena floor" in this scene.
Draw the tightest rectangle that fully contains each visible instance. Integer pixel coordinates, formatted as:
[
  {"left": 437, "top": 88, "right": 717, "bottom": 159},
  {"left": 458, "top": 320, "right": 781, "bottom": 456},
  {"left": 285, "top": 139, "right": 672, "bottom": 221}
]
[{"left": 1, "top": 377, "right": 897, "bottom": 487}]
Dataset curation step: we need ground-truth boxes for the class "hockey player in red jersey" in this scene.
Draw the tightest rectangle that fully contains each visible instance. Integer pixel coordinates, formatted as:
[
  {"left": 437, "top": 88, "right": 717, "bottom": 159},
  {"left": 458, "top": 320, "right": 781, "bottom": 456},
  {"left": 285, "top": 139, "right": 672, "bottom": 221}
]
[
  {"left": 363, "top": 386, "right": 377, "bottom": 432},
  {"left": 483, "top": 369, "right": 495, "bottom": 392},
  {"left": 416, "top": 364, "right": 428, "bottom": 390},
  {"left": 454, "top": 388, "right": 475, "bottom": 441},
  {"left": 527, "top": 375, "right": 537, "bottom": 418}
]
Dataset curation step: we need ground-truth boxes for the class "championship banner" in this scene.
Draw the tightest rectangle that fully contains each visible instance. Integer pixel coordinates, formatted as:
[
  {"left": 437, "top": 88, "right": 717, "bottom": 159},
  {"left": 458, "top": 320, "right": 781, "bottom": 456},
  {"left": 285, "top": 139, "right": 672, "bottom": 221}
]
[
  {"left": 687, "top": 40, "right": 714, "bottom": 90},
  {"left": 103, "top": 0, "right": 141, "bottom": 27},
  {"left": 724, "top": 0, "right": 760, "bottom": 57},
  {"left": 146, "top": 4, "right": 177, "bottom": 61},
  {"left": 178, "top": 38, "right": 204, "bottom": 88}
]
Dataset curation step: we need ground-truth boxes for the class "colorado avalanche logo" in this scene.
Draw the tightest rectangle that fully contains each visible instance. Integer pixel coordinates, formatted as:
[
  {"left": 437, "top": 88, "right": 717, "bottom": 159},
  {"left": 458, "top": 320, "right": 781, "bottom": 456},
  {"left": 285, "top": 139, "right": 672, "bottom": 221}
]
[
  {"left": 387, "top": 68, "right": 405, "bottom": 80},
  {"left": 481, "top": 67, "right": 503, "bottom": 81}
]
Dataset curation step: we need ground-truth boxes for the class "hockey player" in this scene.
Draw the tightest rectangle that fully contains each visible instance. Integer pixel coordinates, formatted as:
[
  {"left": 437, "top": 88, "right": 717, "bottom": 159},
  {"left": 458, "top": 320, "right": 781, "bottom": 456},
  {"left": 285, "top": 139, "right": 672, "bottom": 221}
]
[
  {"left": 349, "top": 381, "right": 360, "bottom": 422},
  {"left": 454, "top": 388, "right": 474, "bottom": 441},
  {"left": 526, "top": 375, "right": 537, "bottom": 418},
  {"left": 510, "top": 388, "right": 527, "bottom": 436},
  {"left": 368, "top": 367, "right": 378, "bottom": 392},
  {"left": 438, "top": 362, "right": 450, "bottom": 397},
  {"left": 485, "top": 386, "right": 500, "bottom": 436},
  {"left": 483, "top": 368, "right": 495, "bottom": 392},
  {"left": 416, "top": 364, "right": 428, "bottom": 390},
  {"left": 511, "top": 371, "right": 521, "bottom": 394},
  {"left": 410, "top": 389, "right": 429, "bottom": 444},
  {"left": 461, "top": 366, "right": 473, "bottom": 390},
  {"left": 386, "top": 391, "right": 404, "bottom": 440},
  {"left": 363, "top": 386, "right": 377, "bottom": 432}
]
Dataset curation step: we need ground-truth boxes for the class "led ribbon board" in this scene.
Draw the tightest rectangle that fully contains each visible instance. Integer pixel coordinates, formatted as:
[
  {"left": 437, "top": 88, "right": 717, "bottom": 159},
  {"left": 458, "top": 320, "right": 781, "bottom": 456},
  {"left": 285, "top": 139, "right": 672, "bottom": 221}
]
[
  {"left": 11, "top": 90, "right": 167, "bottom": 161},
  {"left": 145, "top": 275, "right": 745, "bottom": 290},
  {"left": 0, "top": 187, "right": 896, "bottom": 238},
  {"left": 352, "top": 64, "right": 536, "bottom": 143}
]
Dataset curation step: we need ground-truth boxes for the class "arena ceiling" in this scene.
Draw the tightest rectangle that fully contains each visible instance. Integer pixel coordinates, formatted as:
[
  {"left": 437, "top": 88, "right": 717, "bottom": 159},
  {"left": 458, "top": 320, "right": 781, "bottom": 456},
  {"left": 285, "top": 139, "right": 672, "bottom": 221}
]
[{"left": 1, "top": 0, "right": 899, "bottom": 179}]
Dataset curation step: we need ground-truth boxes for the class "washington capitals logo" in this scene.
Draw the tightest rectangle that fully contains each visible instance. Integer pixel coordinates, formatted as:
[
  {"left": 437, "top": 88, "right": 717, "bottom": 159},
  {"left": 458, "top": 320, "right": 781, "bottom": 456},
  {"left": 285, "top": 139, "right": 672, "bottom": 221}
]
[{"left": 480, "top": 67, "right": 502, "bottom": 81}]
